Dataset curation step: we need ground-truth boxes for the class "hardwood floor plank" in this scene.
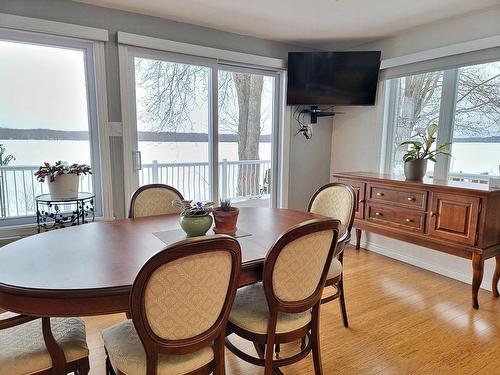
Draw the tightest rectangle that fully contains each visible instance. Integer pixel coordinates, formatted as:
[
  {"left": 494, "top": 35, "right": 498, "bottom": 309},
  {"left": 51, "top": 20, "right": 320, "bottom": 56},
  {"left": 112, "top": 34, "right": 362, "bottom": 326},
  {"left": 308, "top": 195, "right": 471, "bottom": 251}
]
[{"left": 84, "top": 246, "right": 499, "bottom": 375}]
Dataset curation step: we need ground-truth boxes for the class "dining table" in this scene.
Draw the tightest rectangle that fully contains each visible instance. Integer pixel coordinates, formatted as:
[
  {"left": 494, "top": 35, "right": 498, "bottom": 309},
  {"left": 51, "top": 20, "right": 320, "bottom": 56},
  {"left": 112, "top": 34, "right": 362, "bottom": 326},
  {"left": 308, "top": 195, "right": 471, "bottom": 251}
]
[{"left": 0, "top": 207, "right": 323, "bottom": 317}]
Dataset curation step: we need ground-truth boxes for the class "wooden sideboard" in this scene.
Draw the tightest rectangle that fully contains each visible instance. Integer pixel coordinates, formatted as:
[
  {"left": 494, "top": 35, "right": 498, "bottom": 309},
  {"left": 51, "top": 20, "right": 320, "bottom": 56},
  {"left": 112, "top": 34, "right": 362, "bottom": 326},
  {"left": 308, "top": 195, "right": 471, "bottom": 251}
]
[{"left": 332, "top": 172, "right": 500, "bottom": 309}]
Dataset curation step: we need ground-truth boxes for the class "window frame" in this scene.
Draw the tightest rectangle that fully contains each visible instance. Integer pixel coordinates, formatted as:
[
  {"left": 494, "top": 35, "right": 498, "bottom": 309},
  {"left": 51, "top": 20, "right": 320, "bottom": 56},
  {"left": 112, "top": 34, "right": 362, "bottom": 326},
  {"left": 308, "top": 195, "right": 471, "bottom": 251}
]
[
  {"left": 381, "top": 60, "right": 499, "bottom": 182},
  {"left": 0, "top": 28, "right": 110, "bottom": 227},
  {"left": 120, "top": 44, "right": 286, "bottom": 210}
]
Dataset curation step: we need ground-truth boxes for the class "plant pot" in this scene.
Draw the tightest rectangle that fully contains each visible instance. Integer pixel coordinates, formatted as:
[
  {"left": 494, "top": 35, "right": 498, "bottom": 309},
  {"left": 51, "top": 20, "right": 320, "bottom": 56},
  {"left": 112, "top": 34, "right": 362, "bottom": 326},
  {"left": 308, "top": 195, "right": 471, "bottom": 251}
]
[
  {"left": 48, "top": 174, "right": 79, "bottom": 199},
  {"left": 404, "top": 159, "right": 428, "bottom": 181},
  {"left": 180, "top": 215, "right": 213, "bottom": 237},
  {"left": 213, "top": 207, "right": 239, "bottom": 235}
]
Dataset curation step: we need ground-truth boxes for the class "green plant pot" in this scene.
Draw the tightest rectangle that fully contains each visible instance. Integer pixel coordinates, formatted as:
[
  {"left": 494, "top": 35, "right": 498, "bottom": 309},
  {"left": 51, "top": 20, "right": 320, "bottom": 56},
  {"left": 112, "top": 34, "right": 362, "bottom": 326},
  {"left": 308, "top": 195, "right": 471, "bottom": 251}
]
[
  {"left": 404, "top": 159, "right": 428, "bottom": 181},
  {"left": 180, "top": 215, "right": 213, "bottom": 237}
]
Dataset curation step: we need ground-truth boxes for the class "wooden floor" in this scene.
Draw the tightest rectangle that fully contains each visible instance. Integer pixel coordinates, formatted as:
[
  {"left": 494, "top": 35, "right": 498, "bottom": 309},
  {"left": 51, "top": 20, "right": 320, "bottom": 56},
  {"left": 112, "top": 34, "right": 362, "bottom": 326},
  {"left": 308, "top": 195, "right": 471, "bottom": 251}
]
[{"left": 85, "top": 246, "right": 500, "bottom": 375}]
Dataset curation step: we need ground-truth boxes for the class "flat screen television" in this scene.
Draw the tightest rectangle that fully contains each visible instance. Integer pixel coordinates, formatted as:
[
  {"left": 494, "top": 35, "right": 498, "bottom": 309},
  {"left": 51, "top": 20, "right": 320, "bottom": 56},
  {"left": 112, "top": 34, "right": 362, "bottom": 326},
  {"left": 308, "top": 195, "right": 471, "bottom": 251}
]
[{"left": 287, "top": 51, "right": 381, "bottom": 106}]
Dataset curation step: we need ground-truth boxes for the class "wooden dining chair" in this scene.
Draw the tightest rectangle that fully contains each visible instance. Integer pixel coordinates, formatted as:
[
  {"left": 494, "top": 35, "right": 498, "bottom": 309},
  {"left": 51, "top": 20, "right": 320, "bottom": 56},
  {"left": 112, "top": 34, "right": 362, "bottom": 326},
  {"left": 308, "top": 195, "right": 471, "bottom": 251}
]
[
  {"left": 0, "top": 312, "right": 90, "bottom": 374},
  {"left": 102, "top": 235, "right": 241, "bottom": 375},
  {"left": 225, "top": 218, "right": 340, "bottom": 375},
  {"left": 128, "top": 183, "right": 184, "bottom": 218},
  {"left": 308, "top": 182, "right": 356, "bottom": 328}
]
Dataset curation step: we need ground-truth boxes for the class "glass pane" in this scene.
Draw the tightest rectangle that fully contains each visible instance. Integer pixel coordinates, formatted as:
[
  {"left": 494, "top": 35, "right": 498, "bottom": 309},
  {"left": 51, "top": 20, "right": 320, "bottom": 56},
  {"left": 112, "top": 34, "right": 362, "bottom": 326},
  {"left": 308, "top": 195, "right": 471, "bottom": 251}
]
[
  {"left": 449, "top": 61, "right": 500, "bottom": 183},
  {"left": 218, "top": 70, "right": 274, "bottom": 207},
  {"left": 134, "top": 57, "right": 211, "bottom": 202},
  {"left": 0, "top": 40, "right": 93, "bottom": 218},
  {"left": 389, "top": 72, "right": 443, "bottom": 176}
]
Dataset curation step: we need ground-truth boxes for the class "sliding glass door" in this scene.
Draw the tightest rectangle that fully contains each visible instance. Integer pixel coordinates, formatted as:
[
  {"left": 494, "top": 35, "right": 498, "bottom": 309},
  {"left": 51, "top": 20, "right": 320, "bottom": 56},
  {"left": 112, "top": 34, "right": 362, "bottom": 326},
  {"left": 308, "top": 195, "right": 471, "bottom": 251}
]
[
  {"left": 218, "top": 67, "right": 277, "bottom": 207},
  {"left": 124, "top": 48, "right": 281, "bottom": 208},
  {"left": 132, "top": 53, "right": 212, "bottom": 201}
]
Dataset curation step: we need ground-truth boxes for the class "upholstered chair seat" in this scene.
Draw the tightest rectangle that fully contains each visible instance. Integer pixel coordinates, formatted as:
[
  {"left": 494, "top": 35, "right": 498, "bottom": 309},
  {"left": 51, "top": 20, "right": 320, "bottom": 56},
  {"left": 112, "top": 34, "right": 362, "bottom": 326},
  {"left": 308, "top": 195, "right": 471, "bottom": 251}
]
[
  {"left": 229, "top": 283, "right": 311, "bottom": 335},
  {"left": 327, "top": 258, "right": 343, "bottom": 279},
  {"left": 103, "top": 236, "right": 241, "bottom": 375},
  {"left": 0, "top": 313, "right": 88, "bottom": 375},
  {"left": 308, "top": 183, "right": 356, "bottom": 328},
  {"left": 102, "top": 320, "right": 214, "bottom": 375}
]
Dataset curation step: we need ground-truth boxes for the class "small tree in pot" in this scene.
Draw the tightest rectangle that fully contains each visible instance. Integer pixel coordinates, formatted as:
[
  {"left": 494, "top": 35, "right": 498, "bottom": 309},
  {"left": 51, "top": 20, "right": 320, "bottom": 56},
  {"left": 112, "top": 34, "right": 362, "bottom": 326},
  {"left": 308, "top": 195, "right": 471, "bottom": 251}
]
[
  {"left": 400, "top": 124, "right": 451, "bottom": 181},
  {"left": 213, "top": 199, "right": 239, "bottom": 235}
]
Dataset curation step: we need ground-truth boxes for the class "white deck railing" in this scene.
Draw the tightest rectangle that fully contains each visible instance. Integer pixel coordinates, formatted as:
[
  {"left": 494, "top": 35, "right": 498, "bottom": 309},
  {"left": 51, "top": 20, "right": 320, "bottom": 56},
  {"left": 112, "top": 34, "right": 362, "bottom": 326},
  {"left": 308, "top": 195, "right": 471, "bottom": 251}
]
[{"left": 0, "top": 159, "right": 271, "bottom": 218}]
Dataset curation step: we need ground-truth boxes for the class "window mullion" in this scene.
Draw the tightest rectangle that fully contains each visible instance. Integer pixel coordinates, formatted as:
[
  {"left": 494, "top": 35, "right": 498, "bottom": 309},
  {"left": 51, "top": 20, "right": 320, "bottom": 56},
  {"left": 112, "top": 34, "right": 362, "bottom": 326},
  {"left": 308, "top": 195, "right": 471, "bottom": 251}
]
[
  {"left": 209, "top": 65, "right": 219, "bottom": 203},
  {"left": 434, "top": 69, "right": 459, "bottom": 180}
]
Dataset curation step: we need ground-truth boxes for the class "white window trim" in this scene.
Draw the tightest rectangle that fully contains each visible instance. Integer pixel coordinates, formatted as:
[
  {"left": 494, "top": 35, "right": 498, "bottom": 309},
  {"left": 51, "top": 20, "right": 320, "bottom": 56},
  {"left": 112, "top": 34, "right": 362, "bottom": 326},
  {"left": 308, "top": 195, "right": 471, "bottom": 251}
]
[
  {"left": 118, "top": 40, "right": 288, "bottom": 210},
  {"left": 0, "top": 13, "right": 108, "bottom": 41},
  {"left": 117, "top": 32, "right": 286, "bottom": 70},
  {"left": 380, "top": 35, "right": 500, "bottom": 70},
  {"left": 0, "top": 25, "right": 113, "bottom": 227}
]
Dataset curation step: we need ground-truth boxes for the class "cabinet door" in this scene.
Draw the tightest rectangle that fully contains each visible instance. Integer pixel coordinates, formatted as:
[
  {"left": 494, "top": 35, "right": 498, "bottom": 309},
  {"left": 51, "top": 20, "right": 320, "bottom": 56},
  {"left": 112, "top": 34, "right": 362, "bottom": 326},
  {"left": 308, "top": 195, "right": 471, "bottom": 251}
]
[
  {"left": 428, "top": 192, "right": 480, "bottom": 246},
  {"left": 337, "top": 179, "right": 365, "bottom": 219}
]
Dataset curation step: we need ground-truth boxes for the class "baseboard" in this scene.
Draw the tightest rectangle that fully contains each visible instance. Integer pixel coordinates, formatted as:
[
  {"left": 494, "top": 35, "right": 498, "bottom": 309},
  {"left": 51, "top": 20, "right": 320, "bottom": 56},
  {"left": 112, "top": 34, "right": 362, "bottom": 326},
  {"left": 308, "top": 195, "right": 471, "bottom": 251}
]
[{"left": 355, "top": 238, "right": 493, "bottom": 292}]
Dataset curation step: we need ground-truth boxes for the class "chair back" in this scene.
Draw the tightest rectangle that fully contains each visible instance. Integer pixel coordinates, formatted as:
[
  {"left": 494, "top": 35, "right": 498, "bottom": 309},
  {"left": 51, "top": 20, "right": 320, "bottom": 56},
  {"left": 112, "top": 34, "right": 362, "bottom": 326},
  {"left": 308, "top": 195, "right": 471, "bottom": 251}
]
[
  {"left": 130, "top": 236, "right": 241, "bottom": 360},
  {"left": 308, "top": 183, "right": 356, "bottom": 243},
  {"left": 128, "top": 184, "right": 184, "bottom": 218},
  {"left": 263, "top": 219, "right": 340, "bottom": 313}
]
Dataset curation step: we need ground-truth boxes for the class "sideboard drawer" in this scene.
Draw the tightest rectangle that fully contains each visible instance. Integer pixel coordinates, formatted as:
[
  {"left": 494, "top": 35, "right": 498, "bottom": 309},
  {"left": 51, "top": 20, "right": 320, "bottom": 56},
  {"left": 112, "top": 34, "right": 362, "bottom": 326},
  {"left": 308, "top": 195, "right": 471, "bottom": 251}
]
[
  {"left": 366, "top": 204, "right": 426, "bottom": 233},
  {"left": 367, "top": 184, "right": 427, "bottom": 210}
]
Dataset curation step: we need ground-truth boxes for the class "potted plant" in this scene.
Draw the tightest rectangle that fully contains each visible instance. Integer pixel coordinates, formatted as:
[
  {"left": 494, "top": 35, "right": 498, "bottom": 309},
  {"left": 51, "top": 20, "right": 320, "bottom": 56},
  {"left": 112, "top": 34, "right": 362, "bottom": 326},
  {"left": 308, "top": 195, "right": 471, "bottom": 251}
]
[
  {"left": 172, "top": 200, "right": 214, "bottom": 237},
  {"left": 213, "top": 199, "right": 239, "bottom": 235},
  {"left": 34, "top": 161, "right": 92, "bottom": 199},
  {"left": 400, "top": 124, "right": 451, "bottom": 181}
]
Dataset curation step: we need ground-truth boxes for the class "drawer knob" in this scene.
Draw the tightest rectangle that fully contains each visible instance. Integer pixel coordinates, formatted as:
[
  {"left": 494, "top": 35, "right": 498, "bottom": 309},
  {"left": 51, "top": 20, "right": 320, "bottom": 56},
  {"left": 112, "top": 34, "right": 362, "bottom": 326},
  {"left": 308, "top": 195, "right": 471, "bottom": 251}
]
[
  {"left": 407, "top": 197, "right": 415, "bottom": 201},
  {"left": 375, "top": 212, "right": 382, "bottom": 216},
  {"left": 406, "top": 218, "right": 413, "bottom": 223},
  {"left": 376, "top": 192, "right": 384, "bottom": 196},
  {"left": 359, "top": 199, "right": 364, "bottom": 203},
  {"left": 430, "top": 211, "right": 436, "bottom": 217}
]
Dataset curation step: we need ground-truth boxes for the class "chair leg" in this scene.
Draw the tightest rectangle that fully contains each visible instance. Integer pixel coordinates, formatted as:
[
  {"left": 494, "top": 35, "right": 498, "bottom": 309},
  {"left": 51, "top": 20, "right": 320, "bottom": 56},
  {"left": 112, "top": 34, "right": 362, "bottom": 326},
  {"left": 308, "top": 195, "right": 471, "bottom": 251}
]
[
  {"left": 275, "top": 343, "right": 281, "bottom": 359},
  {"left": 106, "top": 355, "right": 115, "bottom": 375},
  {"left": 338, "top": 277, "right": 349, "bottom": 328},
  {"left": 214, "top": 334, "right": 226, "bottom": 375},
  {"left": 311, "top": 305, "right": 323, "bottom": 375},
  {"left": 264, "top": 339, "right": 275, "bottom": 375},
  {"left": 76, "top": 357, "right": 90, "bottom": 375}
]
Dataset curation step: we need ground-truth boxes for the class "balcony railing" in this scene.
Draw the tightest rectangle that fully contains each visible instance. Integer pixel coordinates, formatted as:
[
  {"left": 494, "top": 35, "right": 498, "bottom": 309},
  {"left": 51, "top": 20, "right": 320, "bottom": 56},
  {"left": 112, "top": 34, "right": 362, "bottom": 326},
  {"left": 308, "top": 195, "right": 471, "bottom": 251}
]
[
  {"left": 139, "top": 159, "right": 272, "bottom": 202},
  {"left": 0, "top": 159, "right": 271, "bottom": 218}
]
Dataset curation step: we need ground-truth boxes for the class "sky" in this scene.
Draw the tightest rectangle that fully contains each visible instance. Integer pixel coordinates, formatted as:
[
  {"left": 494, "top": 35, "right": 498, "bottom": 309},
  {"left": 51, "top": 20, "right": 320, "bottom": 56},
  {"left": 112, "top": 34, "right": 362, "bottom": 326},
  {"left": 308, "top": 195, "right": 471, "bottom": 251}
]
[{"left": 0, "top": 39, "right": 89, "bottom": 131}]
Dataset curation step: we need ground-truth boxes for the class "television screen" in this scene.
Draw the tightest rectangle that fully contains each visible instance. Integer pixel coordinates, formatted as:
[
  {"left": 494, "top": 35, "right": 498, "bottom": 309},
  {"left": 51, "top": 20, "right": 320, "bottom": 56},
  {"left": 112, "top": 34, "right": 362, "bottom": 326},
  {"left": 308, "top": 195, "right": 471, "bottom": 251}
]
[{"left": 287, "top": 51, "right": 381, "bottom": 106}]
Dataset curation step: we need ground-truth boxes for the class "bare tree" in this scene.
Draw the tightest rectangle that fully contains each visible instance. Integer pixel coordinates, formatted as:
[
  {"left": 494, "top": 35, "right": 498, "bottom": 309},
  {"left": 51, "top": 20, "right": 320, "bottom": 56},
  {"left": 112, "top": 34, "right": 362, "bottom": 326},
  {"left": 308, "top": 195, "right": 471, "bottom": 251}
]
[
  {"left": 135, "top": 59, "right": 265, "bottom": 197},
  {"left": 393, "top": 63, "right": 500, "bottom": 169}
]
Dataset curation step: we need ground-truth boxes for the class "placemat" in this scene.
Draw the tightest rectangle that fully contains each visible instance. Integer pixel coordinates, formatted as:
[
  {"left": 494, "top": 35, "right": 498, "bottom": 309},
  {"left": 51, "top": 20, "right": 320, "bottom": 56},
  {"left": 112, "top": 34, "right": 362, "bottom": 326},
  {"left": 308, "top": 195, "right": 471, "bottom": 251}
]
[{"left": 153, "top": 228, "right": 252, "bottom": 245}]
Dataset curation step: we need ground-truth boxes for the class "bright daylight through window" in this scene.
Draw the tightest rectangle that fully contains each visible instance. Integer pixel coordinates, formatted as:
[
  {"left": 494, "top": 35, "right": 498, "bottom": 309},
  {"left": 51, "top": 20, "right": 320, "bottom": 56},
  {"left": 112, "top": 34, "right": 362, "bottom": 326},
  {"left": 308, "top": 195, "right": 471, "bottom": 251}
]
[
  {"left": 384, "top": 60, "right": 500, "bottom": 183},
  {"left": 132, "top": 53, "right": 278, "bottom": 207},
  {"left": 0, "top": 34, "right": 99, "bottom": 222}
]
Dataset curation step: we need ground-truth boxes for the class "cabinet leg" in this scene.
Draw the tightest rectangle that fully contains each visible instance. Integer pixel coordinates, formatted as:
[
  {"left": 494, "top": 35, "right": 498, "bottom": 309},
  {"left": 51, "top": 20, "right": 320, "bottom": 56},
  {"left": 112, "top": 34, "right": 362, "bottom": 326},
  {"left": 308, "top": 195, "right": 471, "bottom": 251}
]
[
  {"left": 471, "top": 253, "right": 484, "bottom": 309},
  {"left": 355, "top": 229, "right": 362, "bottom": 250},
  {"left": 493, "top": 255, "right": 500, "bottom": 298}
]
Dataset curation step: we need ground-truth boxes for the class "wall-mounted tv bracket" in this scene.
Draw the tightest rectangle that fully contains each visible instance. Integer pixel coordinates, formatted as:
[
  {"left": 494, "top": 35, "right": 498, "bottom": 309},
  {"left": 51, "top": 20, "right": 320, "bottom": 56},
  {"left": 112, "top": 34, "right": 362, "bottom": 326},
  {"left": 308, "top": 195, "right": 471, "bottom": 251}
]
[{"left": 300, "top": 106, "right": 336, "bottom": 124}]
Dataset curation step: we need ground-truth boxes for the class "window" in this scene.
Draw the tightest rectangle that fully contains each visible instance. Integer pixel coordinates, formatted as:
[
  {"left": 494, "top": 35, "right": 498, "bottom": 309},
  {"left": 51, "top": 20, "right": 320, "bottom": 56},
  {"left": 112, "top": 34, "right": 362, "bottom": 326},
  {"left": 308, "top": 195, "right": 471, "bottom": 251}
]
[
  {"left": 124, "top": 47, "right": 283, "bottom": 208},
  {"left": 0, "top": 29, "right": 104, "bottom": 225},
  {"left": 383, "top": 60, "right": 500, "bottom": 183}
]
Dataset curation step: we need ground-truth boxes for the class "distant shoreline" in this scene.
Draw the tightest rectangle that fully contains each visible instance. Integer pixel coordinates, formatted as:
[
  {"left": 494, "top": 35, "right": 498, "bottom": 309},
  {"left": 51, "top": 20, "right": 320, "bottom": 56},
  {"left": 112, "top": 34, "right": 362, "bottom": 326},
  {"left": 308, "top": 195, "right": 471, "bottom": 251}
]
[
  {"left": 0, "top": 127, "right": 498, "bottom": 143},
  {"left": 0, "top": 128, "right": 272, "bottom": 142}
]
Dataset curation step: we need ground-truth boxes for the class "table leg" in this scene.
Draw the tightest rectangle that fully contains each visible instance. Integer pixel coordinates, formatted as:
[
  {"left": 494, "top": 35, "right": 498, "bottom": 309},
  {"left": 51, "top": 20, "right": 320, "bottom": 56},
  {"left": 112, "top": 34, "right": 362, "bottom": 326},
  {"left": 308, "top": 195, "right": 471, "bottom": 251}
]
[
  {"left": 493, "top": 255, "right": 500, "bottom": 298},
  {"left": 42, "top": 317, "right": 66, "bottom": 375},
  {"left": 355, "top": 229, "right": 362, "bottom": 250},
  {"left": 471, "top": 253, "right": 484, "bottom": 309}
]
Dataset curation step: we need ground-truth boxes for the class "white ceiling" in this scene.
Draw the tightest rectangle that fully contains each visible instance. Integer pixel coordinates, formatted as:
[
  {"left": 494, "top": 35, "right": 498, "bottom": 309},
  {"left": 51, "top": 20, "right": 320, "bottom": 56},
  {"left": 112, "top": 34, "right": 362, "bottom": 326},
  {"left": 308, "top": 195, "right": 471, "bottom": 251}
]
[{"left": 74, "top": 0, "right": 499, "bottom": 45}]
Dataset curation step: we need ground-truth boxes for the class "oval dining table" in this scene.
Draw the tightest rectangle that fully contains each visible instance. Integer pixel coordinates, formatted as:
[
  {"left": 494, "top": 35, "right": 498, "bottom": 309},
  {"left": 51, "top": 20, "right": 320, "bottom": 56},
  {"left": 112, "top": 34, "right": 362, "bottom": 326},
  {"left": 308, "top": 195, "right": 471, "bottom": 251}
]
[{"left": 0, "top": 207, "right": 323, "bottom": 317}]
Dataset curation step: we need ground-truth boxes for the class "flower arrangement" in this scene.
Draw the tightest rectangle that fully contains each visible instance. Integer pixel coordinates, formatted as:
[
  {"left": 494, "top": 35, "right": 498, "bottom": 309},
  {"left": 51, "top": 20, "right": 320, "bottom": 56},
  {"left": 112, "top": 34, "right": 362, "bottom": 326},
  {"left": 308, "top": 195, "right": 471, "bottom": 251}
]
[
  {"left": 34, "top": 161, "right": 92, "bottom": 183},
  {"left": 172, "top": 200, "right": 214, "bottom": 217}
]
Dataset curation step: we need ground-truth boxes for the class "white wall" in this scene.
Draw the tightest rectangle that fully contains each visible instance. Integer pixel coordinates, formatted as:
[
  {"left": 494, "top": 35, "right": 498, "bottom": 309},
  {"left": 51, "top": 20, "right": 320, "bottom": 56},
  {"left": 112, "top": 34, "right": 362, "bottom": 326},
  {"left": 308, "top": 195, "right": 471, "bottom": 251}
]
[{"left": 329, "top": 7, "right": 500, "bottom": 291}]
